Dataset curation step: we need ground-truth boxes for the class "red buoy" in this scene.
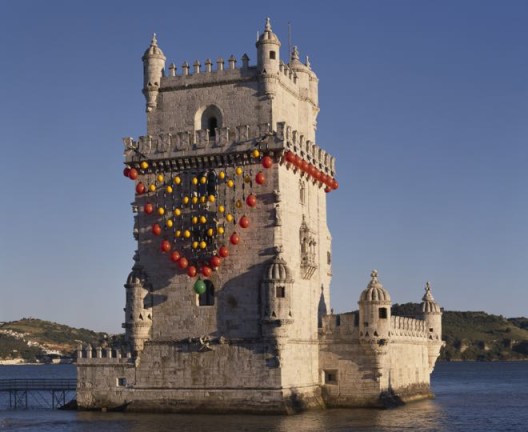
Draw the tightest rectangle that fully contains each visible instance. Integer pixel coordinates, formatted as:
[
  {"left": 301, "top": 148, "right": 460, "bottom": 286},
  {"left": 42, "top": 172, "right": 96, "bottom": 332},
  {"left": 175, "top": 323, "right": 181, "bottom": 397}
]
[
  {"left": 161, "top": 240, "right": 171, "bottom": 253},
  {"left": 144, "top": 203, "right": 154, "bottom": 215},
  {"left": 201, "top": 265, "right": 212, "bottom": 277},
  {"left": 187, "top": 265, "right": 197, "bottom": 277},
  {"left": 128, "top": 168, "right": 138, "bottom": 180},
  {"left": 170, "top": 251, "right": 181, "bottom": 263},
  {"left": 255, "top": 172, "right": 266, "bottom": 185},
  {"left": 239, "top": 216, "right": 250, "bottom": 229},
  {"left": 262, "top": 156, "right": 273, "bottom": 169},
  {"left": 219, "top": 246, "right": 229, "bottom": 258},
  {"left": 210, "top": 255, "right": 221, "bottom": 268},
  {"left": 178, "top": 257, "right": 189, "bottom": 269},
  {"left": 230, "top": 232, "right": 240, "bottom": 245},
  {"left": 152, "top": 224, "right": 162, "bottom": 236},
  {"left": 135, "top": 182, "right": 146, "bottom": 194},
  {"left": 246, "top": 194, "right": 257, "bottom": 208}
]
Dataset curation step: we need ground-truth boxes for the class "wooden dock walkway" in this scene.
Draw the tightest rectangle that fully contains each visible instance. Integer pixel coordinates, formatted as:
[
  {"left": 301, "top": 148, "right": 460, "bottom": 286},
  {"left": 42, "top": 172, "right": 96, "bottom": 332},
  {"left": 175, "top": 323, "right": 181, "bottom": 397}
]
[{"left": 0, "top": 378, "right": 76, "bottom": 409}]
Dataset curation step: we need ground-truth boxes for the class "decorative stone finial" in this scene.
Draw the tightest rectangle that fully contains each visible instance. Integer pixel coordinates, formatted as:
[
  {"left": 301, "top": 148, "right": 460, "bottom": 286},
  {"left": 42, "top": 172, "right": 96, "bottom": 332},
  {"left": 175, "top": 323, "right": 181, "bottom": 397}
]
[
  {"left": 422, "top": 281, "right": 435, "bottom": 302},
  {"left": 151, "top": 33, "right": 158, "bottom": 46},
  {"left": 265, "top": 17, "right": 272, "bottom": 32},
  {"left": 291, "top": 46, "right": 300, "bottom": 61},
  {"left": 370, "top": 269, "right": 378, "bottom": 279},
  {"left": 273, "top": 245, "right": 283, "bottom": 256},
  {"left": 306, "top": 56, "right": 311, "bottom": 69}
]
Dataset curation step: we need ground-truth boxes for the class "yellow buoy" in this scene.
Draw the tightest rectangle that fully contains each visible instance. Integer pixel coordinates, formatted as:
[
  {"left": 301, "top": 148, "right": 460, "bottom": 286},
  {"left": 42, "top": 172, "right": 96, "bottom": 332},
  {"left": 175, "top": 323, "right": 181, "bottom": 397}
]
[
  {"left": 183, "top": 230, "right": 191, "bottom": 238},
  {"left": 200, "top": 196, "right": 206, "bottom": 204},
  {"left": 173, "top": 176, "right": 181, "bottom": 185},
  {"left": 183, "top": 196, "right": 190, "bottom": 205},
  {"left": 227, "top": 179, "right": 234, "bottom": 188},
  {"left": 200, "top": 216, "right": 207, "bottom": 224},
  {"left": 244, "top": 175, "right": 251, "bottom": 183},
  {"left": 166, "top": 185, "right": 173, "bottom": 193},
  {"left": 252, "top": 149, "right": 260, "bottom": 158},
  {"left": 207, "top": 228, "right": 214, "bottom": 237},
  {"left": 218, "top": 205, "right": 225, "bottom": 213},
  {"left": 192, "top": 196, "right": 199, "bottom": 205},
  {"left": 140, "top": 161, "right": 149, "bottom": 170},
  {"left": 174, "top": 208, "right": 181, "bottom": 217},
  {"left": 192, "top": 177, "right": 198, "bottom": 185},
  {"left": 192, "top": 241, "right": 199, "bottom": 249},
  {"left": 217, "top": 226, "right": 225, "bottom": 235},
  {"left": 192, "top": 216, "right": 198, "bottom": 225},
  {"left": 175, "top": 230, "right": 182, "bottom": 237},
  {"left": 235, "top": 167, "right": 243, "bottom": 176},
  {"left": 157, "top": 174, "right": 164, "bottom": 183},
  {"left": 200, "top": 241, "right": 207, "bottom": 249},
  {"left": 166, "top": 219, "right": 173, "bottom": 228},
  {"left": 158, "top": 207, "right": 165, "bottom": 216},
  {"left": 208, "top": 195, "right": 215, "bottom": 203},
  {"left": 226, "top": 214, "right": 234, "bottom": 222},
  {"left": 219, "top": 171, "right": 226, "bottom": 180},
  {"left": 236, "top": 200, "right": 242, "bottom": 208},
  {"left": 149, "top": 184, "right": 156, "bottom": 192},
  {"left": 200, "top": 176, "right": 207, "bottom": 184}
]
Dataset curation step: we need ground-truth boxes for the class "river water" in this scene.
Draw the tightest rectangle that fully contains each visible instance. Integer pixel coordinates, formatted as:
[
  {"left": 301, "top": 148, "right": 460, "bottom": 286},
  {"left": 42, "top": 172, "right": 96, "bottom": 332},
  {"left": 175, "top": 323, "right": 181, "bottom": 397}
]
[{"left": 0, "top": 362, "right": 527, "bottom": 431}]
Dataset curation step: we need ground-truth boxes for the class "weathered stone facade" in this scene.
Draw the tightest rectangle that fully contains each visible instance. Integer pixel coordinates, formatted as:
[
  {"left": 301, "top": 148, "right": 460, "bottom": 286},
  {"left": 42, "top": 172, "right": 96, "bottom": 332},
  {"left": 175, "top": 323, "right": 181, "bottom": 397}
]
[{"left": 76, "top": 19, "right": 443, "bottom": 414}]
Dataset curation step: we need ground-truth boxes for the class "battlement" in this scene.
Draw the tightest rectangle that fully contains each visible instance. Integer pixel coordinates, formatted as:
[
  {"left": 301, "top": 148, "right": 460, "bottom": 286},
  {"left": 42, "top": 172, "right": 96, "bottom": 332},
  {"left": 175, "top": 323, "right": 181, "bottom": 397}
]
[
  {"left": 123, "top": 122, "right": 335, "bottom": 176},
  {"left": 390, "top": 316, "right": 428, "bottom": 339},
  {"left": 160, "top": 55, "right": 258, "bottom": 91},
  {"left": 320, "top": 313, "right": 430, "bottom": 342},
  {"left": 76, "top": 344, "right": 133, "bottom": 365}
]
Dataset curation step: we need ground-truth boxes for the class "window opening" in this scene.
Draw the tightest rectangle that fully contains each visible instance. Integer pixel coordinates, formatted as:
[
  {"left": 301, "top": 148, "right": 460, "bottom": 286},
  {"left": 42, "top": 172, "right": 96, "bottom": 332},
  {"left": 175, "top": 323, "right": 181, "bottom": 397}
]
[{"left": 198, "top": 280, "right": 215, "bottom": 306}]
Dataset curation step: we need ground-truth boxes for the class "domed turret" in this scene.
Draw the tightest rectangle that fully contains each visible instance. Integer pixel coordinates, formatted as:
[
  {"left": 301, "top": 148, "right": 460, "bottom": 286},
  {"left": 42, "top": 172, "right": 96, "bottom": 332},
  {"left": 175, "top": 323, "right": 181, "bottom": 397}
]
[
  {"left": 142, "top": 34, "right": 166, "bottom": 112},
  {"left": 358, "top": 270, "right": 392, "bottom": 340},
  {"left": 256, "top": 18, "right": 281, "bottom": 95},
  {"left": 123, "top": 252, "right": 152, "bottom": 353},
  {"left": 420, "top": 282, "right": 442, "bottom": 340},
  {"left": 360, "top": 270, "right": 391, "bottom": 303},
  {"left": 262, "top": 255, "right": 293, "bottom": 283},
  {"left": 260, "top": 250, "right": 294, "bottom": 337}
]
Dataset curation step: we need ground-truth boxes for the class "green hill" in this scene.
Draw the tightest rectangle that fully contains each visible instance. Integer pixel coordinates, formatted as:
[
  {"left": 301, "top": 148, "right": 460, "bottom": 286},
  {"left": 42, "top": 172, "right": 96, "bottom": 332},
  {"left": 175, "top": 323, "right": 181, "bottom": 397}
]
[
  {"left": 0, "top": 318, "right": 110, "bottom": 363},
  {"left": 392, "top": 303, "right": 528, "bottom": 361},
  {"left": 2, "top": 310, "right": 528, "bottom": 363}
]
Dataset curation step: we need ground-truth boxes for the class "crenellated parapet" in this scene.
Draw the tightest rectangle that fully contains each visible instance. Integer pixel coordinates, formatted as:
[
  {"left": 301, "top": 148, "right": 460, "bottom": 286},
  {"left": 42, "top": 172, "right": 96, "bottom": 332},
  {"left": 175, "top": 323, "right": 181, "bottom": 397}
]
[
  {"left": 76, "top": 344, "right": 133, "bottom": 365},
  {"left": 390, "top": 316, "right": 428, "bottom": 339},
  {"left": 160, "top": 54, "right": 257, "bottom": 91},
  {"left": 122, "top": 122, "right": 336, "bottom": 177}
]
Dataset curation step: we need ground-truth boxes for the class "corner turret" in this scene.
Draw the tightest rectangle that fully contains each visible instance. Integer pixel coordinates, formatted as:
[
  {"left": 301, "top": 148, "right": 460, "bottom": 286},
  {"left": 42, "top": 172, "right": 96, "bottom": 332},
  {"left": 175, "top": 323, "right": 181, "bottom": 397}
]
[
  {"left": 256, "top": 18, "right": 281, "bottom": 95},
  {"left": 123, "top": 252, "right": 152, "bottom": 353},
  {"left": 142, "top": 34, "right": 166, "bottom": 112},
  {"left": 420, "top": 282, "right": 442, "bottom": 341},
  {"left": 358, "top": 270, "right": 392, "bottom": 341},
  {"left": 260, "top": 249, "right": 294, "bottom": 338}
]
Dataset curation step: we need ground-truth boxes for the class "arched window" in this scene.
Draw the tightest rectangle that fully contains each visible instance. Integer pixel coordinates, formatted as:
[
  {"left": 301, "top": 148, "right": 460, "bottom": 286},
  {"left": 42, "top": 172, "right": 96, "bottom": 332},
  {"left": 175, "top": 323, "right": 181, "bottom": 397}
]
[
  {"left": 195, "top": 105, "right": 223, "bottom": 137},
  {"left": 198, "top": 280, "right": 215, "bottom": 306}
]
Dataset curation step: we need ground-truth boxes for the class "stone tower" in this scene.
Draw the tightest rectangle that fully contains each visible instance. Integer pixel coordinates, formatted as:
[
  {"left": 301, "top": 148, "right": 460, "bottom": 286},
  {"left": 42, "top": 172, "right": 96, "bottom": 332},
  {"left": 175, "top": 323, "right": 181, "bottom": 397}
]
[
  {"left": 77, "top": 18, "right": 337, "bottom": 413},
  {"left": 76, "top": 18, "right": 444, "bottom": 411}
]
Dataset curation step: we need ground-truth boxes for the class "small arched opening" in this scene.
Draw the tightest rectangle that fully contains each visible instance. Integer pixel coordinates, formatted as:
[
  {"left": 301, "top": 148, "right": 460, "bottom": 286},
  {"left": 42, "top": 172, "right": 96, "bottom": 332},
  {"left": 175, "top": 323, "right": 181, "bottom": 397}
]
[{"left": 195, "top": 105, "right": 223, "bottom": 138}]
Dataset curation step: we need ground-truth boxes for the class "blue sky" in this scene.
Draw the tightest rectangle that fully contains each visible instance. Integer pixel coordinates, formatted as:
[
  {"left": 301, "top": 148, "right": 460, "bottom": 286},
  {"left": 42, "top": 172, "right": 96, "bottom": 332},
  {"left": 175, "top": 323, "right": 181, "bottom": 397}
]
[{"left": 0, "top": 1, "right": 526, "bottom": 332}]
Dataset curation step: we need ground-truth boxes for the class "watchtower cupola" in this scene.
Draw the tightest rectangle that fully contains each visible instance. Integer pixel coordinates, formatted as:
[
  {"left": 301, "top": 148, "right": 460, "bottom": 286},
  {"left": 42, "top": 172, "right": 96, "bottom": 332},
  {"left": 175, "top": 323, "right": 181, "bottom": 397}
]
[
  {"left": 142, "top": 34, "right": 166, "bottom": 112},
  {"left": 358, "top": 270, "right": 392, "bottom": 340},
  {"left": 256, "top": 17, "right": 281, "bottom": 75}
]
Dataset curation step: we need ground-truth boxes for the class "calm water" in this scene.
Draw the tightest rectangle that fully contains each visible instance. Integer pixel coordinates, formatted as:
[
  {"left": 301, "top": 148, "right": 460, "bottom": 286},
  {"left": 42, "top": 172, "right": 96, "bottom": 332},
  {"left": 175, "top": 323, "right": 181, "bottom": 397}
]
[{"left": 0, "top": 362, "right": 527, "bottom": 431}]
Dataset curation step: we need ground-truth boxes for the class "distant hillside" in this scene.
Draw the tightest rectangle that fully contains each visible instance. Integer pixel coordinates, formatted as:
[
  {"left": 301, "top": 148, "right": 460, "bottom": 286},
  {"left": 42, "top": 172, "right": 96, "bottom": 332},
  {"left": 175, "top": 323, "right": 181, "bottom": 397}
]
[
  {"left": 0, "top": 318, "right": 110, "bottom": 363},
  {"left": 392, "top": 303, "right": 528, "bottom": 361},
  {"left": 2, "top": 310, "right": 528, "bottom": 363}
]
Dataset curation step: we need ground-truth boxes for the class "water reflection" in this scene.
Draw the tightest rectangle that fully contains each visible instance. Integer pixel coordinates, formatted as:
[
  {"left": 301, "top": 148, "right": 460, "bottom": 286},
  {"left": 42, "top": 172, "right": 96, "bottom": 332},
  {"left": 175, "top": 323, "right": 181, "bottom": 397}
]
[{"left": 75, "top": 400, "right": 445, "bottom": 432}]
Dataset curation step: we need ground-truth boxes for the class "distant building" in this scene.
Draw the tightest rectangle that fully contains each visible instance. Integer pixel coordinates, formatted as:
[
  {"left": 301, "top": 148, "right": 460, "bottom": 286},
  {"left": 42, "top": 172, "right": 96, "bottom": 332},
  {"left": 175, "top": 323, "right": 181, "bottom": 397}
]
[{"left": 77, "top": 19, "right": 443, "bottom": 413}]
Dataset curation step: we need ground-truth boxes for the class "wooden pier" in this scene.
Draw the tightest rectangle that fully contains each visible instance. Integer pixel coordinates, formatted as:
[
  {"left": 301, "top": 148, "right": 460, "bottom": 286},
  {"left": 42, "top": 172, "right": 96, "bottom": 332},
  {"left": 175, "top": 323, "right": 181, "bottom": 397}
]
[{"left": 0, "top": 379, "right": 76, "bottom": 409}]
